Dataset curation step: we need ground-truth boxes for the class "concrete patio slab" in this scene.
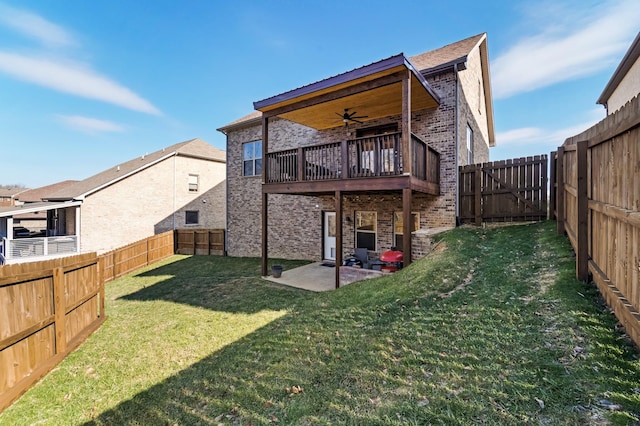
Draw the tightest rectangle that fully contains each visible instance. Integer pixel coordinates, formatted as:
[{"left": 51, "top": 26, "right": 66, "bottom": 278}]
[
  {"left": 262, "top": 262, "right": 385, "bottom": 292},
  {"left": 263, "top": 262, "right": 336, "bottom": 292}
]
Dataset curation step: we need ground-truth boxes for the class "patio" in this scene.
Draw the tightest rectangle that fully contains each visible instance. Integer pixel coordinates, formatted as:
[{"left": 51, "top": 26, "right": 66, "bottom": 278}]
[{"left": 263, "top": 262, "right": 384, "bottom": 292}]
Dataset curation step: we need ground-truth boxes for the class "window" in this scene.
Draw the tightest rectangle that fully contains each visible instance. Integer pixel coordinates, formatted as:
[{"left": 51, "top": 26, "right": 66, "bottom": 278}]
[
  {"left": 243, "top": 141, "right": 262, "bottom": 176},
  {"left": 466, "top": 124, "right": 474, "bottom": 165},
  {"left": 185, "top": 210, "right": 199, "bottom": 225},
  {"left": 188, "top": 174, "right": 199, "bottom": 192},
  {"left": 393, "top": 212, "right": 420, "bottom": 249},
  {"left": 355, "top": 211, "right": 377, "bottom": 251}
]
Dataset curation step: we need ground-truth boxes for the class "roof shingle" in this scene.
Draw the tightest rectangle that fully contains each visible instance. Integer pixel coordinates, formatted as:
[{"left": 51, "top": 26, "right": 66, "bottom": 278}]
[{"left": 45, "top": 138, "right": 225, "bottom": 201}]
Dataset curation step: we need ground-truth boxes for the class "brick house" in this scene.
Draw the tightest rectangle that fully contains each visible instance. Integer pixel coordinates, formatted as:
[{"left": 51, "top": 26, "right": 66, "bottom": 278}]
[
  {"left": 1, "top": 138, "right": 225, "bottom": 262},
  {"left": 218, "top": 33, "right": 495, "bottom": 285}
]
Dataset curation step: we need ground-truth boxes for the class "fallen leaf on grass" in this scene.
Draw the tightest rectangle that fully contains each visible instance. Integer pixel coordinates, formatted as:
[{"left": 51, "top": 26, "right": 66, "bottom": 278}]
[{"left": 286, "top": 385, "right": 304, "bottom": 396}]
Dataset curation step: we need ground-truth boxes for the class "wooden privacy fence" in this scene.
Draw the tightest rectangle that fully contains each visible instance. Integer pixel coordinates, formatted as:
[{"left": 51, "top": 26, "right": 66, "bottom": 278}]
[
  {"left": 459, "top": 156, "right": 548, "bottom": 225},
  {"left": 0, "top": 253, "right": 106, "bottom": 412},
  {"left": 175, "top": 229, "right": 225, "bottom": 255},
  {"left": 100, "top": 230, "right": 175, "bottom": 283},
  {"left": 0, "top": 228, "right": 224, "bottom": 411},
  {"left": 551, "top": 94, "right": 640, "bottom": 346}
]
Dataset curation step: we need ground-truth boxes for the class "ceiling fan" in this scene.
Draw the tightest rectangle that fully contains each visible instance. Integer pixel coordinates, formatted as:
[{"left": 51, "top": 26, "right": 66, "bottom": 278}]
[{"left": 336, "top": 108, "right": 368, "bottom": 126}]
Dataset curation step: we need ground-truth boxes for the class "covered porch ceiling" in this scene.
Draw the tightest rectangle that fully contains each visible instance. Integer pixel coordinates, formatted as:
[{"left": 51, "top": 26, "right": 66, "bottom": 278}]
[{"left": 254, "top": 54, "right": 441, "bottom": 130}]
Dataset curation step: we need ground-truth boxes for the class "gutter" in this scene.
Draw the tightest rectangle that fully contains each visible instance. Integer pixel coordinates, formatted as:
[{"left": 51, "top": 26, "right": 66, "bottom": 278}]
[{"left": 224, "top": 140, "right": 229, "bottom": 256}]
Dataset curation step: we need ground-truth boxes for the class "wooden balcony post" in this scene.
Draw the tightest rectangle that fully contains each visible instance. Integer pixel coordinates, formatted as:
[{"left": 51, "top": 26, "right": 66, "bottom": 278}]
[
  {"left": 297, "top": 147, "right": 304, "bottom": 181},
  {"left": 341, "top": 140, "right": 349, "bottom": 178},
  {"left": 401, "top": 70, "right": 411, "bottom": 174}
]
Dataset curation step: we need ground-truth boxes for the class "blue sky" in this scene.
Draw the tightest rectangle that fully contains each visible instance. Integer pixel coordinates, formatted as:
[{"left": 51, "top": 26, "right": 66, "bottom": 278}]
[{"left": 1, "top": 0, "right": 638, "bottom": 188}]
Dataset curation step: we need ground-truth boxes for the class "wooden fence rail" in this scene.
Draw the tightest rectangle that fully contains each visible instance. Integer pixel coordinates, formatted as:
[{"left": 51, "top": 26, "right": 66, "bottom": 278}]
[
  {"left": 0, "top": 253, "right": 106, "bottom": 412},
  {"left": 551, "top": 94, "right": 640, "bottom": 346},
  {"left": 459, "top": 156, "right": 548, "bottom": 225},
  {"left": 100, "top": 230, "right": 175, "bottom": 283}
]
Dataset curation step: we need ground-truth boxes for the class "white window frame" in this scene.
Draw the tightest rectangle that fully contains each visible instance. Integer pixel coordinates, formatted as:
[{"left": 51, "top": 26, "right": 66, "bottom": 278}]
[
  {"left": 188, "top": 174, "right": 199, "bottom": 192},
  {"left": 243, "top": 140, "right": 263, "bottom": 177}
]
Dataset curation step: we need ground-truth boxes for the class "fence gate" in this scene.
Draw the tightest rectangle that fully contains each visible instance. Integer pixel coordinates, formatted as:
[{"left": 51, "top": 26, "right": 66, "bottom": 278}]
[{"left": 459, "top": 155, "right": 548, "bottom": 225}]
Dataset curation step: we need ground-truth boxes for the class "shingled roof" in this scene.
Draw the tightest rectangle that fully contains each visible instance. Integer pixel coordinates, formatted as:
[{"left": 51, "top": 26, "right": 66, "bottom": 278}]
[
  {"left": 409, "top": 33, "right": 486, "bottom": 73},
  {"left": 45, "top": 138, "right": 225, "bottom": 201},
  {"left": 218, "top": 33, "right": 491, "bottom": 133},
  {"left": 16, "top": 180, "right": 78, "bottom": 203}
]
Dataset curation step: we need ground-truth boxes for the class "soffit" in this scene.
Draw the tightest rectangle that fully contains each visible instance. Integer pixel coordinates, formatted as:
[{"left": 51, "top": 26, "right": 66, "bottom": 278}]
[{"left": 255, "top": 57, "right": 440, "bottom": 130}]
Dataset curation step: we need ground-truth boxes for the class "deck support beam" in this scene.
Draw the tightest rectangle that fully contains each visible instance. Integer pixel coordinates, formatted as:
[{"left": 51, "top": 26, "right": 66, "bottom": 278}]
[
  {"left": 261, "top": 116, "right": 269, "bottom": 277},
  {"left": 402, "top": 187, "right": 412, "bottom": 267},
  {"left": 335, "top": 190, "right": 342, "bottom": 289},
  {"left": 401, "top": 69, "right": 412, "bottom": 175}
]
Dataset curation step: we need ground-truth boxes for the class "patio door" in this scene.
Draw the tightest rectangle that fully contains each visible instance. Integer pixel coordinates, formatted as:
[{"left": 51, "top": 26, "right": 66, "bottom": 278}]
[{"left": 323, "top": 211, "right": 336, "bottom": 261}]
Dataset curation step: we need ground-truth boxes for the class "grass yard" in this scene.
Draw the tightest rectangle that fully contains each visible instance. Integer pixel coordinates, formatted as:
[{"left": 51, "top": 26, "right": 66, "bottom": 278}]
[{"left": 1, "top": 221, "right": 640, "bottom": 425}]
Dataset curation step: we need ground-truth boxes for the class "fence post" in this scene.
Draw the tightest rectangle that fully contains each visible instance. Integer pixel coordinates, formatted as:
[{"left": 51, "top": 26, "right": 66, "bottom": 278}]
[
  {"left": 556, "top": 146, "right": 565, "bottom": 235},
  {"left": 53, "top": 267, "right": 66, "bottom": 355},
  {"left": 97, "top": 257, "right": 105, "bottom": 318},
  {"left": 541, "top": 155, "right": 548, "bottom": 220},
  {"left": 474, "top": 164, "right": 482, "bottom": 226},
  {"left": 549, "top": 151, "right": 557, "bottom": 220},
  {"left": 576, "top": 140, "right": 589, "bottom": 281}
]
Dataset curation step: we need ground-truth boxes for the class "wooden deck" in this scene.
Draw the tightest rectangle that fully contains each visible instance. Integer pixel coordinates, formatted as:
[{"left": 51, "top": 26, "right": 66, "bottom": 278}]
[{"left": 263, "top": 132, "right": 440, "bottom": 195}]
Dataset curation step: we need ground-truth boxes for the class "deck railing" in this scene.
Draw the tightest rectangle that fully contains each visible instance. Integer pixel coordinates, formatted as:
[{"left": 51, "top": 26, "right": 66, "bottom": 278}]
[
  {"left": 265, "top": 132, "right": 439, "bottom": 185},
  {"left": 1, "top": 235, "right": 79, "bottom": 262}
]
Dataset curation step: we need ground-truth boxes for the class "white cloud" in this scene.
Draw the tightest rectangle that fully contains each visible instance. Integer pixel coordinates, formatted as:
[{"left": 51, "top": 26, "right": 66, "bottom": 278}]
[
  {"left": 496, "top": 108, "right": 603, "bottom": 147},
  {"left": 492, "top": 0, "right": 640, "bottom": 99},
  {"left": 0, "top": 52, "right": 161, "bottom": 115},
  {"left": 0, "top": 3, "right": 75, "bottom": 48},
  {"left": 57, "top": 115, "right": 125, "bottom": 133}
]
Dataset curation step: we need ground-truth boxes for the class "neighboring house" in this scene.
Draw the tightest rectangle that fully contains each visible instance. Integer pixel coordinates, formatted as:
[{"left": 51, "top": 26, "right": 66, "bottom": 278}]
[
  {"left": 12, "top": 180, "right": 79, "bottom": 232},
  {"left": 597, "top": 31, "right": 640, "bottom": 115},
  {"left": 0, "top": 187, "right": 29, "bottom": 207},
  {"left": 218, "top": 33, "right": 495, "bottom": 283},
  {"left": 0, "top": 138, "right": 226, "bottom": 263}
]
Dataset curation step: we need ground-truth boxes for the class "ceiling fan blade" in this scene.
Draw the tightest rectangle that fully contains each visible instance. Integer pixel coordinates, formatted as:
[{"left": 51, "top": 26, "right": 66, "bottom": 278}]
[
  {"left": 351, "top": 118, "right": 364, "bottom": 124},
  {"left": 351, "top": 115, "right": 368, "bottom": 119}
]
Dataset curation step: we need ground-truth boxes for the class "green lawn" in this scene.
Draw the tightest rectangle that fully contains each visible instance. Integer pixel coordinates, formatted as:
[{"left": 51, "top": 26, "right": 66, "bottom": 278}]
[{"left": 2, "top": 222, "right": 640, "bottom": 425}]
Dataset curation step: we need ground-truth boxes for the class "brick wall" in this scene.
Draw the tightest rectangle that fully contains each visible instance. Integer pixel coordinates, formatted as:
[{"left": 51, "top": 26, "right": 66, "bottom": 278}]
[
  {"left": 81, "top": 155, "right": 225, "bottom": 254},
  {"left": 224, "top": 48, "right": 493, "bottom": 261},
  {"left": 457, "top": 46, "right": 491, "bottom": 165}
]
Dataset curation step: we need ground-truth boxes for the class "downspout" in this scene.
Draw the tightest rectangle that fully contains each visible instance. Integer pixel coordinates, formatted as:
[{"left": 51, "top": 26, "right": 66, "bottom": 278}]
[
  {"left": 454, "top": 63, "right": 460, "bottom": 225},
  {"left": 173, "top": 154, "right": 177, "bottom": 231},
  {"left": 224, "top": 137, "right": 229, "bottom": 256}
]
